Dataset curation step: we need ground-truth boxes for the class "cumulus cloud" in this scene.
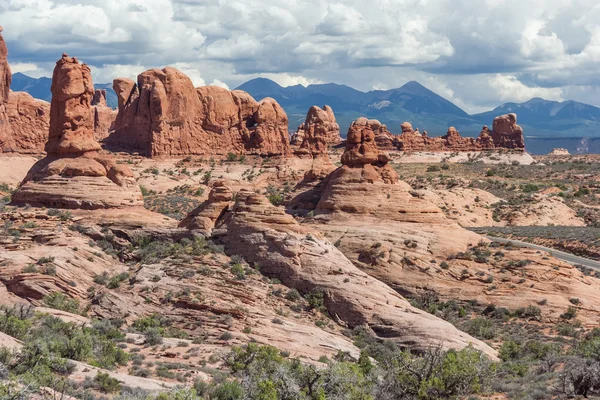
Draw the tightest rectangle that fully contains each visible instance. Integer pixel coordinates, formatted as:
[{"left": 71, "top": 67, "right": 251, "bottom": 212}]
[
  {"left": 4, "top": 0, "right": 600, "bottom": 111},
  {"left": 489, "top": 74, "right": 564, "bottom": 103}
]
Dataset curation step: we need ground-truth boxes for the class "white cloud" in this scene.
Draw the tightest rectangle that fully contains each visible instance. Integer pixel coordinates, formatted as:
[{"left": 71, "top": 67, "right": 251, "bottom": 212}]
[
  {"left": 489, "top": 74, "right": 564, "bottom": 103},
  {"left": 9, "top": 62, "right": 51, "bottom": 78},
  {"left": 5, "top": 0, "right": 600, "bottom": 110}
]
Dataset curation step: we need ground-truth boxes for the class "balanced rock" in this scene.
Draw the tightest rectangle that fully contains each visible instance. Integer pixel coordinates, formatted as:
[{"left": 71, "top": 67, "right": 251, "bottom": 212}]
[
  {"left": 491, "top": 113, "right": 525, "bottom": 149},
  {"left": 212, "top": 189, "right": 496, "bottom": 357},
  {"left": 108, "top": 68, "right": 290, "bottom": 157},
  {"left": 294, "top": 105, "right": 341, "bottom": 157},
  {"left": 12, "top": 54, "right": 142, "bottom": 209}
]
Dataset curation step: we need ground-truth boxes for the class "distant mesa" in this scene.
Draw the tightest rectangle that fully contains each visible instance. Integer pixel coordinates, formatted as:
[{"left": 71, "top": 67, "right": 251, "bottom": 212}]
[
  {"left": 106, "top": 68, "right": 290, "bottom": 157},
  {"left": 291, "top": 105, "right": 342, "bottom": 158},
  {"left": 12, "top": 53, "right": 142, "bottom": 210}
]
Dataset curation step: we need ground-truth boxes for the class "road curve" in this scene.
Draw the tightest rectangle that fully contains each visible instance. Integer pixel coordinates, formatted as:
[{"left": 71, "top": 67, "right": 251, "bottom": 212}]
[{"left": 484, "top": 236, "right": 600, "bottom": 272}]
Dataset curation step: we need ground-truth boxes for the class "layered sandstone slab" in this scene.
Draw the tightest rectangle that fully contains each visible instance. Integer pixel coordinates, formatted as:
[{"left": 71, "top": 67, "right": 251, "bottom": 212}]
[
  {"left": 212, "top": 190, "right": 496, "bottom": 357},
  {"left": 108, "top": 68, "right": 290, "bottom": 157},
  {"left": 293, "top": 105, "right": 341, "bottom": 157},
  {"left": 12, "top": 54, "right": 142, "bottom": 210}
]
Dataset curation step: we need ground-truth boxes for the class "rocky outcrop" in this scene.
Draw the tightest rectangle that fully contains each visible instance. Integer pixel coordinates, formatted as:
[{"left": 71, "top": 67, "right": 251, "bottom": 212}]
[
  {"left": 212, "top": 189, "right": 496, "bottom": 357},
  {"left": 293, "top": 105, "right": 341, "bottom": 157},
  {"left": 108, "top": 68, "right": 290, "bottom": 157},
  {"left": 91, "top": 89, "right": 117, "bottom": 142},
  {"left": 0, "top": 27, "right": 50, "bottom": 154},
  {"left": 548, "top": 148, "right": 570, "bottom": 156},
  {"left": 6, "top": 92, "right": 50, "bottom": 153},
  {"left": 179, "top": 181, "right": 233, "bottom": 234},
  {"left": 0, "top": 26, "right": 15, "bottom": 152},
  {"left": 491, "top": 113, "right": 525, "bottom": 149},
  {"left": 351, "top": 114, "right": 525, "bottom": 153},
  {"left": 12, "top": 54, "right": 142, "bottom": 209},
  {"left": 476, "top": 126, "right": 495, "bottom": 149}
]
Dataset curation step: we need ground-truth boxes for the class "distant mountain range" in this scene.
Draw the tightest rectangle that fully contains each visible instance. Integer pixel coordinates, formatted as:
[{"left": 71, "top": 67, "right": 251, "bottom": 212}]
[
  {"left": 11, "top": 73, "right": 600, "bottom": 139},
  {"left": 11, "top": 72, "right": 117, "bottom": 108},
  {"left": 236, "top": 78, "right": 600, "bottom": 138}
]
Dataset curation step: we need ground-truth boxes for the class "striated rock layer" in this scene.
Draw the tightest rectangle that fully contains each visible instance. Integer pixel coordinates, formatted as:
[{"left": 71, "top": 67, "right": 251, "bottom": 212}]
[
  {"left": 208, "top": 189, "right": 496, "bottom": 357},
  {"left": 12, "top": 54, "right": 142, "bottom": 209},
  {"left": 293, "top": 105, "right": 341, "bottom": 157},
  {"left": 107, "top": 68, "right": 290, "bottom": 157}
]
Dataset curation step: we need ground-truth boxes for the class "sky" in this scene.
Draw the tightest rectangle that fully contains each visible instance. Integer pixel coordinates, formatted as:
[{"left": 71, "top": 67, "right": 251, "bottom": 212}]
[{"left": 3, "top": 0, "right": 600, "bottom": 114}]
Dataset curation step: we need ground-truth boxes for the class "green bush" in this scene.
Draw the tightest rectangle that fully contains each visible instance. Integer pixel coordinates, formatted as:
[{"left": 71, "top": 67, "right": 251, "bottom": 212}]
[
  {"left": 94, "top": 371, "right": 121, "bottom": 393},
  {"left": 42, "top": 292, "right": 82, "bottom": 315}
]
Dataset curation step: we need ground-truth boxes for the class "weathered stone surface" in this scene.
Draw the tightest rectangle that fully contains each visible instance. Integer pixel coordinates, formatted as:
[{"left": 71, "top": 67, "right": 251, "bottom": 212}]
[
  {"left": 348, "top": 114, "right": 526, "bottom": 153},
  {"left": 12, "top": 54, "right": 142, "bottom": 210},
  {"left": 108, "top": 68, "right": 290, "bottom": 157},
  {"left": 491, "top": 113, "right": 525, "bottom": 149},
  {"left": 0, "top": 27, "right": 50, "bottom": 154},
  {"left": 46, "top": 54, "right": 100, "bottom": 156},
  {"left": 179, "top": 181, "right": 233, "bottom": 233},
  {"left": 6, "top": 92, "right": 50, "bottom": 153},
  {"left": 340, "top": 118, "right": 398, "bottom": 183},
  {"left": 214, "top": 190, "right": 496, "bottom": 357},
  {"left": 0, "top": 26, "right": 15, "bottom": 152},
  {"left": 91, "top": 89, "right": 117, "bottom": 142},
  {"left": 293, "top": 105, "right": 341, "bottom": 157}
]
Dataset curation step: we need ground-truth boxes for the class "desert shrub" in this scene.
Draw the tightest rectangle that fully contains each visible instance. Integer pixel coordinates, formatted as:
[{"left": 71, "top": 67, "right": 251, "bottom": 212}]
[
  {"left": 94, "top": 371, "right": 121, "bottom": 393},
  {"left": 466, "top": 317, "right": 496, "bottom": 340},
  {"left": 42, "top": 292, "right": 82, "bottom": 315}
]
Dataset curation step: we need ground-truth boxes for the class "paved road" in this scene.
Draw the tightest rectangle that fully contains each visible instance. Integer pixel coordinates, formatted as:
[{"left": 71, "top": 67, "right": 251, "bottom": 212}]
[{"left": 484, "top": 235, "right": 600, "bottom": 271}]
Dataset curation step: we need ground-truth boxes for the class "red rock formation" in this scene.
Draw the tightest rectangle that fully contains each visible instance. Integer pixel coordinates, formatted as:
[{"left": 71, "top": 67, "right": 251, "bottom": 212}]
[
  {"left": 341, "top": 118, "right": 398, "bottom": 184},
  {"left": 179, "top": 181, "right": 233, "bottom": 233},
  {"left": 6, "top": 92, "right": 50, "bottom": 153},
  {"left": 0, "top": 26, "right": 50, "bottom": 154},
  {"left": 108, "top": 68, "right": 290, "bottom": 157},
  {"left": 396, "top": 121, "right": 427, "bottom": 151},
  {"left": 476, "top": 126, "right": 495, "bottom": 149},
  {"left": 358, "top": 116, "right": 526, "bottom": 152},
  {"left": 91, "top": 89, "right": 117, "bottom": 142},
  {"left": 210, "top": 188, "right": 496, "bottom": 357},
  {"left": 293, "top": 105, "right": 341, "bottom": 157},
  {"left": 12, "top": 54, "right": 142, "bottom": 209},
  {"left": 0, "top": 26, "right": 15, "bottom": 152},
  {"left": 491, "top": 113, "right": 525, "bottom": 149}
]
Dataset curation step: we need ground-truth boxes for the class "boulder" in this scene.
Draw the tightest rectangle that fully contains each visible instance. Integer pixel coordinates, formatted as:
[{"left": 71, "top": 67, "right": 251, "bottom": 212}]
[
  {"left": 108, "top": 68, "right": 290, "bottom": 157},
  {"left": 294, "top": 105, "right": 341, "bottom": 157},
  {"left": 491, "top": 113, "right": 525, "bottom": 149},
  {"left": 548, "top": 148, "right": 570, "bottom": 156},
  {"left": 12, "top": 54, "right": 142, "bottom": 210}
]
